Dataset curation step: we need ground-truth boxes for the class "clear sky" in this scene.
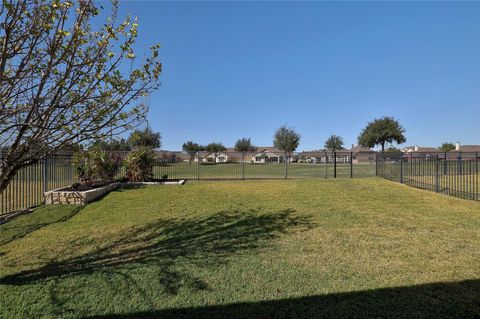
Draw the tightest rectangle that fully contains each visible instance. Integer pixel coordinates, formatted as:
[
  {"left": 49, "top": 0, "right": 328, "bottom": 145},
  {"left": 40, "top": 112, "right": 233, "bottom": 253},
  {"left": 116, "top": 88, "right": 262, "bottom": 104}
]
[{"left": 110, "top": 1, "right": 479, "bottom": 151}]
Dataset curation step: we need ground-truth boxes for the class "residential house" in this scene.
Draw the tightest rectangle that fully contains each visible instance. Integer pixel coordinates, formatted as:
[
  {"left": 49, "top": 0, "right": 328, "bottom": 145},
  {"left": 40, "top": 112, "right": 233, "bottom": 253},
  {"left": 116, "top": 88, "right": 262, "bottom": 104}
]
[
  {"left": 193, "top": 151, "right": 230, "bottom": 163},
  {"left": 193, "top": 151, "right": 208, "bottom": 163},
  {"left": 171, "top": 151, "right": 190, "bottom": 162},
  {"left": 299, "top": 145, "right": 376, "bottom": 164},
  {"left": 350, "top": 145, "right": 377, "bottom": 163},
  {"left": 155, "top": 150, "right": 178, "bottom": 163},
  {"left": 299, "top": 150, "right": 325, "bottom": 164},
  {"left": 401, "top": 145, "right": 440, "bottom": 153},
  {"left": 205, "top": 152, "right": 229, "bottom": 163},
  {"left": 452, "top": 142, "right": 480, "bottom": 153},
  {"left": 251, "top": 147, "right": 287, "bottom": 163},
  {"left": 400, "top": 143, "right": 480, "bottom": 160},
  {"left": 448, "top": 143, "right": 480, "bottom": 160}
]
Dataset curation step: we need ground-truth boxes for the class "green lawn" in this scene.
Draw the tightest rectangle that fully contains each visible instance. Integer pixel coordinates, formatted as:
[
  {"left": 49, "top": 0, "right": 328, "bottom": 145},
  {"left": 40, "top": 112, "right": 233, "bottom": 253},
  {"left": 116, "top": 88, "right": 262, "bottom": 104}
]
[
  {"left": 0, "top": 178, "right": 479, "bottom": 318},
  {"left": 152, "top": 161, "right": 376, "bottom": 179}
]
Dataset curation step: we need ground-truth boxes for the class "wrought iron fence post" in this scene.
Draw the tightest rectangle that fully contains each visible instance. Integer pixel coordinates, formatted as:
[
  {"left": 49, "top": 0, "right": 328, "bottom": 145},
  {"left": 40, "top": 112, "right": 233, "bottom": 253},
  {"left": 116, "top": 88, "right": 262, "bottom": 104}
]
[
  {"left": 242, "top": 152, "right": 245, "bottom": 180},
  {"left": 476, "top": 154, "right": 479, "bottom": 200},
  {"left": 399, "top": 157, "right": 403, "bottom": 184},
  {"left": 443, "top": 152, "right": 447, "bottom": 175},
  {"left": 476, "top": 152, "right": 478, "bottom": 174},
  {"left": 457, "top": 152, "right": 462, "bottom": 175},
  {"left": 333, "top": 151, "right": 337, "bottom": 178},
  {"left": 350, "top": 151, "right": 353, "bottom": 178},
  {"left": 42, "top": 153, "right": 48, "bottom": 197},
  {"left": 435, "top": 155, "right": 439, "bottom": 193},
  {"left": 52, "top": 155, "right": 56, "bottom": 189},
  {"left": 284, "top": 152, "right": 288, "bottom": 179},
  {"left": 196, "top": 151, "right": 200, "bottom": 180},
  {"left": 324, "top": 151, "right": 328, "bottom": 178},
  {"left": 375, "top": 153, "right": 378, "bottom": 176}
]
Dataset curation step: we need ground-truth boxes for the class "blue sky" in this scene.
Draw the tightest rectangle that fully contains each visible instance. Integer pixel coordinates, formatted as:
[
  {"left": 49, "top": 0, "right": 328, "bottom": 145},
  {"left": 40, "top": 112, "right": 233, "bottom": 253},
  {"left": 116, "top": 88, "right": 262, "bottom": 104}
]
[{"left": 109, "top": 1, "right": 479, "bottom": 151}]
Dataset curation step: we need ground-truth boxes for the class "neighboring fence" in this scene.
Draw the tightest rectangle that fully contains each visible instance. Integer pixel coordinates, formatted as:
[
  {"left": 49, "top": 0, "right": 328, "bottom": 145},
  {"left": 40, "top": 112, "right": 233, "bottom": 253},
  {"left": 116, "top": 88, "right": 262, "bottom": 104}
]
[
  {"left": 0, "top": 150, "right": 376, "bottom": 217},
  {"left": 377, "top": 152, "right": 479, "bottom": 200}
]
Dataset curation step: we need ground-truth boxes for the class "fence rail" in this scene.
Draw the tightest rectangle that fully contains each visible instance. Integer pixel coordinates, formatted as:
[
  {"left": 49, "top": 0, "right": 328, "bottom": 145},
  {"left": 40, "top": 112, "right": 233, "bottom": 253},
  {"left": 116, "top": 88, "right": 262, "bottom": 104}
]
[{"left": 377, "top": 152, "right": 479, "bottom": 201}]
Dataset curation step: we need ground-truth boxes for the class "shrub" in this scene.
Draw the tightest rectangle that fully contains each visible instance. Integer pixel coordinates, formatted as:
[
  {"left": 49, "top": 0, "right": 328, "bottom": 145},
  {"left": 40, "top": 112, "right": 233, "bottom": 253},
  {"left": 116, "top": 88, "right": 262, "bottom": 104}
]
[
  {"left": 124, "top": 148, "right": 155, "bottom": 182},
  {"left": 72, "top": 148, "right": 117, "bottom": 186}
]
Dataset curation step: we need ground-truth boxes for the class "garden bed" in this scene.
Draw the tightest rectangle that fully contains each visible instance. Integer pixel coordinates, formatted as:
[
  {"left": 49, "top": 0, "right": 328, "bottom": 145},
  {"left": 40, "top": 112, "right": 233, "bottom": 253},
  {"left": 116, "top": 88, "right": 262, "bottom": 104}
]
[
  {"left": 44, "top": 182, "right": 121, "bottom": 205},
  {"left": 43, "top": 180, "right": 187, "bottom": 205}
]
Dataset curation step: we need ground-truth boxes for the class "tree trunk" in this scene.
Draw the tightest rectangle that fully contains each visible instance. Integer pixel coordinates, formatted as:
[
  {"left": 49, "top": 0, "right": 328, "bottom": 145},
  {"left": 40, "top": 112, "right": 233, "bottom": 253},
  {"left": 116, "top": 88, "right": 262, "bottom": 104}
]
[
  {"left": 0, "top": 163, "right": 20, "bottom": 194},
  {"left": 381, "top": 142, "right": 385, "bottom": 152}
]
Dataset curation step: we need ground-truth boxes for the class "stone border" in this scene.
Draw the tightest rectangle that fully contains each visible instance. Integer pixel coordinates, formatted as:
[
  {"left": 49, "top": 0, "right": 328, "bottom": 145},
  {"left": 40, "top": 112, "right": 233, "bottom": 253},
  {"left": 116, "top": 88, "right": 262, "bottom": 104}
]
[
  {"left": 44, "top": 182, "right": 121, "bottom": 205},
  {"left": 126, "top": 179, "right": 186, "bottom": 186},
  {"left": 43, "top": 180, "right": 186, "bottom": 205}
]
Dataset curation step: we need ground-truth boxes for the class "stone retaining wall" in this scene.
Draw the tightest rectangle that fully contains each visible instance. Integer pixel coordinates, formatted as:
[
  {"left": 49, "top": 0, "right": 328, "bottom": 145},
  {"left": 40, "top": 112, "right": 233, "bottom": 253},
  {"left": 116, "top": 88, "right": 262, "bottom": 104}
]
[
  {"left": 44, "top": 183, "right": 121, "bottom": 205},
  {"left": 43, "top": 180, "right": 186, "bottom": 205}
]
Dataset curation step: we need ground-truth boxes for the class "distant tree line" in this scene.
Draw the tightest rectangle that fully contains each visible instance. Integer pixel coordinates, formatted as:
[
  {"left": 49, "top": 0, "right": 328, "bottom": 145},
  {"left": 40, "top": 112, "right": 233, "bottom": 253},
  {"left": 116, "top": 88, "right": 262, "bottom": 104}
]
[{"left": 179, "top": 116, "right": 409, "bottom": 164}]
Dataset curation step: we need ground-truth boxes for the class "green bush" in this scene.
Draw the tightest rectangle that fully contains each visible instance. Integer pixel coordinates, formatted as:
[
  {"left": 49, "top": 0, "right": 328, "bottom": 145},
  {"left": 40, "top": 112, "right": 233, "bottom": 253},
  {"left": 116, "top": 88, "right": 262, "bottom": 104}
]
[
  {"left": 72, "top": 148, "right": 117, "bottom": 186},
  {"left": 124, "top": 148, "right": 155, "bottom": 182}
]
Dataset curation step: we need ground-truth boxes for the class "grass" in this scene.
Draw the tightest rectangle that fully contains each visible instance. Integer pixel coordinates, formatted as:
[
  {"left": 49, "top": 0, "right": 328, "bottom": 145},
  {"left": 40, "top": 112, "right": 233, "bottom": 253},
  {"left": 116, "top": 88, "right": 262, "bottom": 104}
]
[
  {"left": 1, "top": 162, "right": 374, "bottom": 216},
  {"left": 152, "top": 161, "right": 376, "bottom": 179},
  {"left": 0, "top": 178, "right": 479, "bottom": 318}
]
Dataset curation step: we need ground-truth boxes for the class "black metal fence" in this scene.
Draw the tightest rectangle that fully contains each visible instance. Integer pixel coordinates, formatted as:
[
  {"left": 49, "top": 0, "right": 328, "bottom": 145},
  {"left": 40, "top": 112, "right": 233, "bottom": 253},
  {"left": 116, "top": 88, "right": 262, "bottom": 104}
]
[
  {"left": 1, "top": 150, "right": 478, "bottom": 217},
  {"left": 377, "top": 152, "right": 479, "bottom": 200},
  {"left": 151, "top": 151, "right": 376, "bottom": 180},
  {"left": 0, "top": 150, "right": 376, "bottom": 217},
  {"left": 0, "top": 155, "right": 76, "bottom": 217}
]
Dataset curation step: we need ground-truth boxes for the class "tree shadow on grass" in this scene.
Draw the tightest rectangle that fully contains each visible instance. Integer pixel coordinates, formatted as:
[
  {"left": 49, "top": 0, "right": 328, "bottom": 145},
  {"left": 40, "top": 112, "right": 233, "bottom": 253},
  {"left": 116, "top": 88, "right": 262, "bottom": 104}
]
[
  {"left": 83, "top": 279, "right": 480, "bottom": 319},
  {"left": 0, "top": 208, "right": 314, "bottom": 295},
  {"left": 0, "top": 205, "right": 84, "bottom": 247}
]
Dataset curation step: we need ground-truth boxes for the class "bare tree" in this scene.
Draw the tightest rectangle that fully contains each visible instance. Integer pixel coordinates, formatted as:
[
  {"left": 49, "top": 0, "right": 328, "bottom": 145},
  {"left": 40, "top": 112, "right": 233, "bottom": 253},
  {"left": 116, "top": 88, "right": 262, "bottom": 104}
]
[{"left": 0, "top": 0, "right": 162, "bottom": 191}]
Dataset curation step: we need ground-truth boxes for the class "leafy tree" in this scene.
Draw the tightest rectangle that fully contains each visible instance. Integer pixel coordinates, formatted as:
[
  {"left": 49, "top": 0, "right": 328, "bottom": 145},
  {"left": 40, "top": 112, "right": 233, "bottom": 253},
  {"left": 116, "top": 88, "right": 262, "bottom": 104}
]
[
  {"left": 324, "top": 135, "right": 344, "bottom": 151},
  {"left": 182, "top": 141, "right": 205, "bottom": 164},
  {"left": 235, "top": 138, "right": 256, "bottom": 153},
  {"left": 385, "top": 146, "right": 401, "bottom": 153},
  {"left": 358, "top": 117, "right": 406, "bottom": 152},
  {"left": 439, "top": 142, "right": 455, "bottom": 152},
  {"left": 273, "top": 125, "right": 301, "bottom": 155},
  {"left": 127, "top": 127, "right": 161, "bottom": 150},
  {"left": 235, "top": 137, "right": 256, "bottom": 163},
  {"left": 205, "top": 142, "right": 227, "bottom": 163},
  {"left": 0, "top": 0, "right": 161, "bottom": 192}
]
